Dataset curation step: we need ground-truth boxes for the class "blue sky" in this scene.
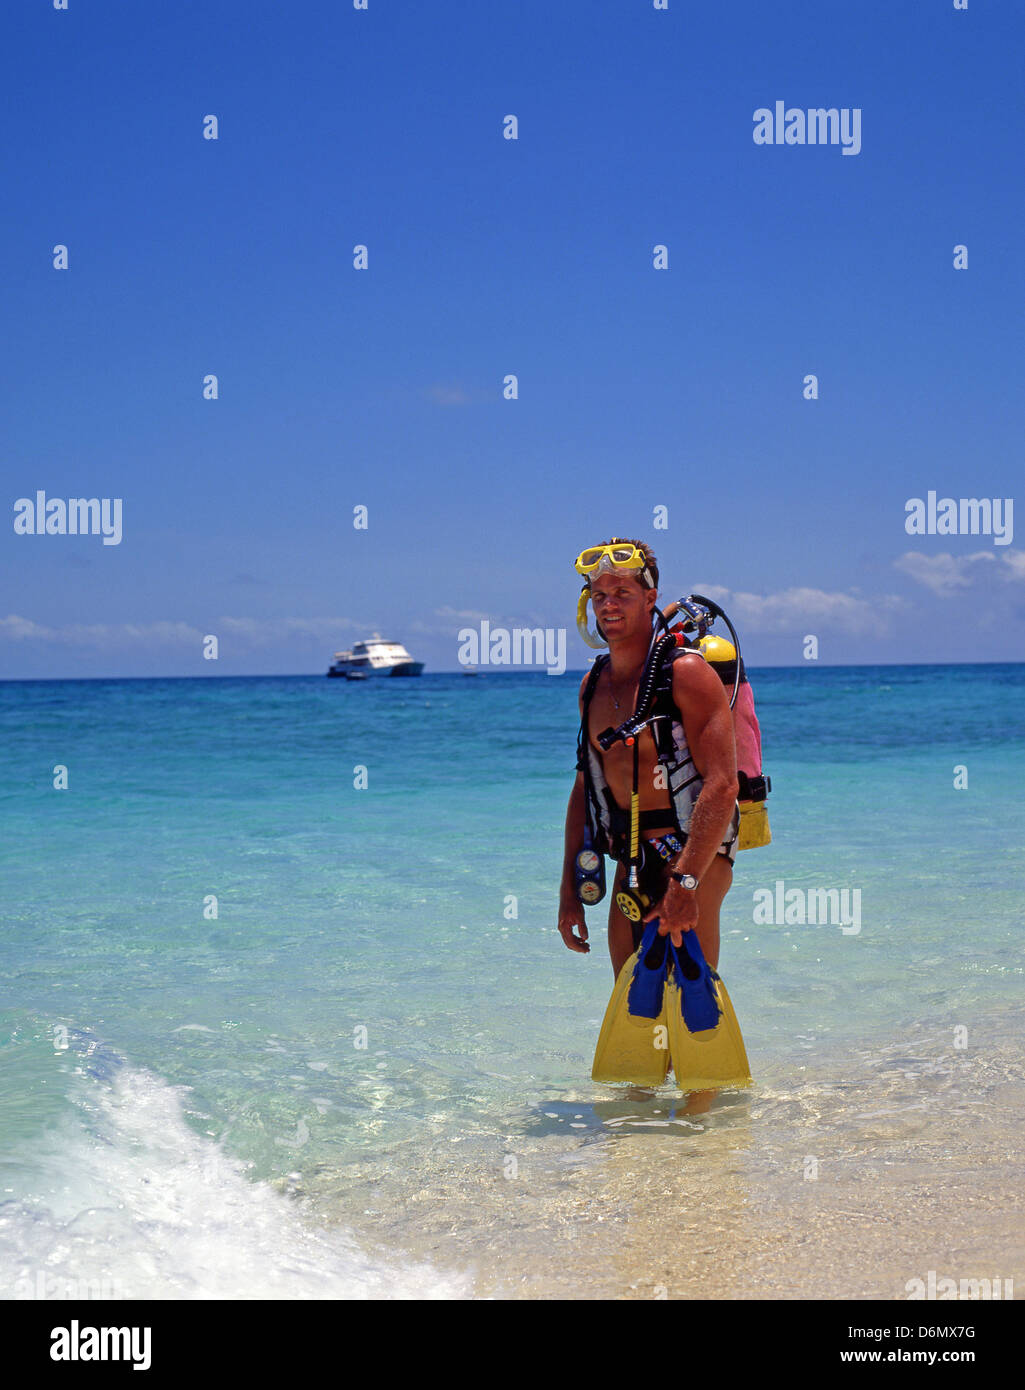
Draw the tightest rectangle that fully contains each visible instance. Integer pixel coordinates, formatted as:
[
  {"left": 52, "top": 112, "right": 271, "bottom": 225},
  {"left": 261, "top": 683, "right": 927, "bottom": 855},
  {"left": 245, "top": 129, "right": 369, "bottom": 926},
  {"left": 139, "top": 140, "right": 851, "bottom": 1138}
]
[{"left": 3, "top": 0, "right": 1023, "bottom": 678}]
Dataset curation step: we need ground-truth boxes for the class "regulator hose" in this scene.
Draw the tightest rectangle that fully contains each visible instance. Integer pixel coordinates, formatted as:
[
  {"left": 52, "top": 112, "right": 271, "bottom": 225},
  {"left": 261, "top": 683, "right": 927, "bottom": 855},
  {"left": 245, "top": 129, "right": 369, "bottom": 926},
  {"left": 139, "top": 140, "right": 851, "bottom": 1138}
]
[
  {"left": 664, "top": 592, "right": 744, "bottom": 710},
  {"left": 597, "top": 629, "right": 677, "bottom": 751},
  {"left": 689, "top": 592, "right": 743, "bottom": 710}
]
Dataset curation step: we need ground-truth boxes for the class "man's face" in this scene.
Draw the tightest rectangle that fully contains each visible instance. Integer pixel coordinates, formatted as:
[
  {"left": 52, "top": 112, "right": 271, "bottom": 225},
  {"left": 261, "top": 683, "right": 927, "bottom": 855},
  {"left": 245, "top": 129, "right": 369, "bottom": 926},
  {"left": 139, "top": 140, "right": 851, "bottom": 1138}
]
[{"left": 589, "top": 569, "right": 655, "bottom": 639}]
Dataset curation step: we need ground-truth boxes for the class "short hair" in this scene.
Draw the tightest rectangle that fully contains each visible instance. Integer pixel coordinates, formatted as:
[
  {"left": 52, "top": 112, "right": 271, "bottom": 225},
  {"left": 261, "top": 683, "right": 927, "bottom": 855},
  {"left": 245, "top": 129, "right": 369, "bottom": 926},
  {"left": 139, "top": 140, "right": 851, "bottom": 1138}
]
[{"left": 592, "top": 536, "right": 659, "bottom": 591}]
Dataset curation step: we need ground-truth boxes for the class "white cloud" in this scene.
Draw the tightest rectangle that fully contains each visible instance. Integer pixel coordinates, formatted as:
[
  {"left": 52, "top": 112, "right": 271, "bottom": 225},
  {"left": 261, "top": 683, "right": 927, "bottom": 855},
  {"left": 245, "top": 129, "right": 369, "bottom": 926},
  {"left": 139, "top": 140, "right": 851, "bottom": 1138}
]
[
  {"left": 0, "top": 615, "right": 52, "bottom": 641},
  {"left": 217, "top": 616, "right": 361, "bottom": 645},
  {"left": 891, "top": 549, "right": 1022, "bottom": 596},
  {"left": 0, "top": 615, "right": 202, "bottom": 647},
  {"left": 690, "top": 586, "right": 904, "bottom": 636},
  {"left": 432, "top": 605, "right": 491, "bottom": 622},
  {"left": 0, "top": 615, "right": 361, "bottom": 649},
  {"left": 998, "top": 550, "right": 1025, "bottom": 581},
  {"left": 425, "top": 384, "right": 469, "bottom": 406},
  {"left": 409, "top": 606, "right": 550, "bottom": 637}
]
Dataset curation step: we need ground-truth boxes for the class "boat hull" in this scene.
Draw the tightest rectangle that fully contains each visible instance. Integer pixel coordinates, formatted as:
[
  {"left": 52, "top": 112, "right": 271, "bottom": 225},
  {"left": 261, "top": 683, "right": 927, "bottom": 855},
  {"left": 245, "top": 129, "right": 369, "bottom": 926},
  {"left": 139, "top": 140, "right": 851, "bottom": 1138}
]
[{"left": 327, "top": 661, "right": 424, "bottom": 678}]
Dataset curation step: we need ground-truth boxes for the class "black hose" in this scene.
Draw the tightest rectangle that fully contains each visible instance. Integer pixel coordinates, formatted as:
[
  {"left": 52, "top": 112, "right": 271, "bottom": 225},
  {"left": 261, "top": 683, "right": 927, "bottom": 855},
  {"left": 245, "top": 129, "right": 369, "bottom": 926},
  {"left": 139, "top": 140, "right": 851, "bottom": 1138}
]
[
  {"left": 689, "top": 592, "right": 743, "bottom": 710},
  {"left": 597, "top": 630, "right": 677, "bottom": 750}
]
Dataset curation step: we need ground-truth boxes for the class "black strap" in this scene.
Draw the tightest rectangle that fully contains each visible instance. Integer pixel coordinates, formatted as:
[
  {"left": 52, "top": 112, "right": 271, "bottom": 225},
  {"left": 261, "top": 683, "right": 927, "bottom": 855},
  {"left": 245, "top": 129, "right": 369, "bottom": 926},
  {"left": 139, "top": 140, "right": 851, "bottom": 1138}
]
[
  {"left": 737, "top": 770, "right": 771, "bottom": 802},
  {"left": 576, "top": 656, "right": 608, "bottom": 767},
  {"left": 577, "top": 656, "right": 610, "bottom": 851}
]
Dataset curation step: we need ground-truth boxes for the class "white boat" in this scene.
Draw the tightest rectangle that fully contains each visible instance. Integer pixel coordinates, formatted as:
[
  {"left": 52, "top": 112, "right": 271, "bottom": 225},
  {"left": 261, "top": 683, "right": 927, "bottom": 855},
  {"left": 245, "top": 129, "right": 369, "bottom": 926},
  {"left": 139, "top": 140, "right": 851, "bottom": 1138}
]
[{"left": 327, "top": 635, "right": 425, "bottom": 678}]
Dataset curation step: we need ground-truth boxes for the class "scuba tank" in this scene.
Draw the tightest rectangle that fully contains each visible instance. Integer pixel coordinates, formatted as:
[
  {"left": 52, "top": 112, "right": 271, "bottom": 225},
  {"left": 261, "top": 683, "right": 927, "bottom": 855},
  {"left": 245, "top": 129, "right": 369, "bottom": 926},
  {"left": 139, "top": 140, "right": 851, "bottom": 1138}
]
[
  {"left": 664, "top": 596, "right": 772, "bottom": 852},
  {"left": 698, "top": 634, "right": 771, "bottom": 850}
]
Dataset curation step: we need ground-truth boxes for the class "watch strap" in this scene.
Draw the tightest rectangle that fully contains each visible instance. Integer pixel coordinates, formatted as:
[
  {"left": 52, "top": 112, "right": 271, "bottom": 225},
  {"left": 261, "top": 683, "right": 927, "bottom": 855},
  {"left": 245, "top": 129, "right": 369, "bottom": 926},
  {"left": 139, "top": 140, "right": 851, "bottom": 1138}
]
[{"left": 671, "top": 870, "right": 699, "bottom": 890}]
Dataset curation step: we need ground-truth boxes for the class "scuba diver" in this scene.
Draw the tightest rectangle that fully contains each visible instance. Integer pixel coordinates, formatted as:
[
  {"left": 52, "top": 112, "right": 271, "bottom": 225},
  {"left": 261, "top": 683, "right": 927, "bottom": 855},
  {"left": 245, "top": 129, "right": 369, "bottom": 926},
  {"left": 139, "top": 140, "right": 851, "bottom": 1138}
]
[{"left": 557, "top": 538, "right": 742, "bottom": 981}]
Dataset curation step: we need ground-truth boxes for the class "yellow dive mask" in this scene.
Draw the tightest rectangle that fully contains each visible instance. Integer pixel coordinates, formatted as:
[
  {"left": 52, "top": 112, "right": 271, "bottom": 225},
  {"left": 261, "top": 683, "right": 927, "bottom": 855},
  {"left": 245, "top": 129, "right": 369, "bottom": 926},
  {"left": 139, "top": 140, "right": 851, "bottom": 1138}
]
[{"left": 574, "top": 543, "right": 653, "bottom": 584}]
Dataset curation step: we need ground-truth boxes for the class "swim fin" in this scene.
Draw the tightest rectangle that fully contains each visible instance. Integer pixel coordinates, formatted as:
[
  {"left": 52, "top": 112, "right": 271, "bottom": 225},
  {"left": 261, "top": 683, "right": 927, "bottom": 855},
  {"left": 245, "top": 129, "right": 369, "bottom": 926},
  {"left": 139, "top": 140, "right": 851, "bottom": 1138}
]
[
  {"left": 626, "top": 919, "right": 670, "bottom": 1019},
  {"left": 591, "top": 920, "right": 671, "bottom": 1085},
  {"left": 665, "top": 933, "right": 751, "bottom": 1092},
  {"left": 666, "top": 930, "right": 721, "bottom": 1032}
]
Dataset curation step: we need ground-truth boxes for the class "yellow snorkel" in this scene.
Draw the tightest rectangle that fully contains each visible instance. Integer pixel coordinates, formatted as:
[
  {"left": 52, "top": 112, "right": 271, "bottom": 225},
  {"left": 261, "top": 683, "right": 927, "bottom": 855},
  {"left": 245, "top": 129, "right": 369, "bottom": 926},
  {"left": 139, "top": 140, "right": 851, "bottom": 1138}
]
[{"left": 576, "top": 587, "right": 607, "bottom": 649}]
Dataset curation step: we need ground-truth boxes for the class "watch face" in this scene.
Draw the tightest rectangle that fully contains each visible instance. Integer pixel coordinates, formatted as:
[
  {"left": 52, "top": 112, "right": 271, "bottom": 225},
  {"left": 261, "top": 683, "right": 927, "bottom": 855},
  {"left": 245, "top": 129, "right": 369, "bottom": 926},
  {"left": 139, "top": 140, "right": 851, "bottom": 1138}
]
[{"left": 576, "top": 849, "right": 600, "bottom": 873}]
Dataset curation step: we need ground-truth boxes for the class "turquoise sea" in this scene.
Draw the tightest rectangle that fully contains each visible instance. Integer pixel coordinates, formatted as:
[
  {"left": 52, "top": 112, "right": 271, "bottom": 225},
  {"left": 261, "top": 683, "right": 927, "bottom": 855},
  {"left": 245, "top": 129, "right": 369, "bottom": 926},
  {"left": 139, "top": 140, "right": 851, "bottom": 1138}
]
[{"left": 1, "top": 666, "right": 1023, "bottom": 1299}]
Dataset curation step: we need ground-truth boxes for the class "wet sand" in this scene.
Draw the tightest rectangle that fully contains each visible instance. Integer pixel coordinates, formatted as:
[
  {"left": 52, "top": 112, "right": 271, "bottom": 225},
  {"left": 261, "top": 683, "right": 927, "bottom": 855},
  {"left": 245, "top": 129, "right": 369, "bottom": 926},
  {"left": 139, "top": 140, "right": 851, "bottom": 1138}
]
[{"left": 314, "top": 1025, "right": 1025, "bottom": 1300}]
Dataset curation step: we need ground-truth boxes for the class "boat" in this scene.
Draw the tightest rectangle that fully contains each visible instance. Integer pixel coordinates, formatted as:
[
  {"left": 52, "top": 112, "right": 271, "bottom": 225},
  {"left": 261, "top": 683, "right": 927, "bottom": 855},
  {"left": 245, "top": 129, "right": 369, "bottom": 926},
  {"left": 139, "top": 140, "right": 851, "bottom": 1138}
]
[{"left": 327, "top": 635, "right": 425, "bottom": 678}]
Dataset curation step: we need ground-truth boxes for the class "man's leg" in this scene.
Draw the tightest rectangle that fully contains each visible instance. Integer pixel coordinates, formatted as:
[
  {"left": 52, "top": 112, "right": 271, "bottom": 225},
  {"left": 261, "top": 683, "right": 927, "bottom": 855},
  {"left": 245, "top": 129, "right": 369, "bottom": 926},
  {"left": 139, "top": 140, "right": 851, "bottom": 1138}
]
[
  {"left": 673, "top": 853, "right": 733, "bottom": 1112},
  {"left": 693, "top": 853, "right": 732, "bottom": 970},
  {"left": 606, "top": 860, "right": 639, "bottom": 977}
]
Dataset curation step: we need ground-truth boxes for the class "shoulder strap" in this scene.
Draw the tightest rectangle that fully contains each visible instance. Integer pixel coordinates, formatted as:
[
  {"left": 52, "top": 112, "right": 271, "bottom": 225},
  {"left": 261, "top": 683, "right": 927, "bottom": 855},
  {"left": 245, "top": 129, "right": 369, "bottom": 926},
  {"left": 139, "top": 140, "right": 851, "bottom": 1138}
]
[
  {"left": 583, "top": 654, "right": 608, "bottom": 704},
  {"left": 576, "top": 656, "right": 608, "bottom": 768}
]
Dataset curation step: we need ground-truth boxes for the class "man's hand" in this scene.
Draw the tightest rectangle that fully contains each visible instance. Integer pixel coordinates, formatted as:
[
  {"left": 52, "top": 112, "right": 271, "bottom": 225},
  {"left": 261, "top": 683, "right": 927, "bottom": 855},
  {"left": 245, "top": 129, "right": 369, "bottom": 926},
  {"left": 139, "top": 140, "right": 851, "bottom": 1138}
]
[
  {"left": 558, "top": 891, "right": 590, "bottom": 953},
  {"left": 644, "top": 881, "right": 698, "bottom": 946}
]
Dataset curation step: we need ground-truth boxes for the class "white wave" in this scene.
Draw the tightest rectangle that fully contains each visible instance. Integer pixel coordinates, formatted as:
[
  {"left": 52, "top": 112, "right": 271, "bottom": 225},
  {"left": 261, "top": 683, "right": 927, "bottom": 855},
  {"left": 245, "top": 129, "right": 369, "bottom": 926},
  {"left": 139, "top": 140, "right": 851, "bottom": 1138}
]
[{"left": 0, "top": 1064, "right": 468, "bottom": 1301}]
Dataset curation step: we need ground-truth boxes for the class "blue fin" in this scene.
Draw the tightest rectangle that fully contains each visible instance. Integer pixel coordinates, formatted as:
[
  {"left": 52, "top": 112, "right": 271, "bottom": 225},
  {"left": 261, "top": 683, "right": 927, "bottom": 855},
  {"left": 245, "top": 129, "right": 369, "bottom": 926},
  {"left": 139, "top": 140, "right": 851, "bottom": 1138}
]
[
  {"left": 626, "top": 919, "right": 670, "bottom": 1019},
  {"left": 666, "top": 931, "right": 722, "bottom": 1033}
]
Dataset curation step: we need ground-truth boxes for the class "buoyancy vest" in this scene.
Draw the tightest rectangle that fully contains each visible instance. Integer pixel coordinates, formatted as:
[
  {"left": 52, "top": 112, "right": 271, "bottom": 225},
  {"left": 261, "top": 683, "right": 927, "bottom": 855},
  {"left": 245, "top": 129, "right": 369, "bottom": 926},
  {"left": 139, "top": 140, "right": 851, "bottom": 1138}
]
[{"left": 576, "top": 648, "right": 710, "bottom": 859}]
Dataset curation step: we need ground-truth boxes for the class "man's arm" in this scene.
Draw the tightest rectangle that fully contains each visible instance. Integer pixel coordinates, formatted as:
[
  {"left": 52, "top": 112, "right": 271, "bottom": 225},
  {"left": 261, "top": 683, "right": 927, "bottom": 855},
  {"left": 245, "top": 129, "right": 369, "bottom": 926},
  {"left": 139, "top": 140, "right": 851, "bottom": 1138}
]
[
  {"left": 557, "top": 674, "right": 593, "bottom": 953},
  {"left": 560, "top": 772, "right": 586, "bottom": 897},
  {"left": 668, "top": 653, "right": 739, "bottom": 881}
]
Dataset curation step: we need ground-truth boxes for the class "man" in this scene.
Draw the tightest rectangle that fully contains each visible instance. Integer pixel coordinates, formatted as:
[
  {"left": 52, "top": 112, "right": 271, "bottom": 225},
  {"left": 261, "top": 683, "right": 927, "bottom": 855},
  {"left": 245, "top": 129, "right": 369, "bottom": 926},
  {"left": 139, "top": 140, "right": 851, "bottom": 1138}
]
[{"left": 558, "top": 539, "right": 739, "bottom": 979}]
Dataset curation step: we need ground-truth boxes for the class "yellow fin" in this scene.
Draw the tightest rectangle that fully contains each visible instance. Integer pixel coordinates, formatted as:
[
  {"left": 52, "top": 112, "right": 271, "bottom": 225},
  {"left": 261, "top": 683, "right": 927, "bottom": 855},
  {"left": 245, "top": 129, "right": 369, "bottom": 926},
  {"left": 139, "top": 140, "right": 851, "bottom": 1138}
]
[
  {"left": 665, "top": 973, "right": 752, "bottom": 1092},
  {"left": 591, "top": 949, "right": 671, "bottom": 1086}
]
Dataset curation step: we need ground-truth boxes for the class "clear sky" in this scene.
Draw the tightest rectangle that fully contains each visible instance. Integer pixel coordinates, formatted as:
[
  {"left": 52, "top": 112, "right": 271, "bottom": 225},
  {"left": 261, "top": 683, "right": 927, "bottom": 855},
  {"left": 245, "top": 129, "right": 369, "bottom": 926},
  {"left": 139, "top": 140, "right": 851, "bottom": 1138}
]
[{"left": 3, "top": 0, "right": 1022, "bottom": 678}]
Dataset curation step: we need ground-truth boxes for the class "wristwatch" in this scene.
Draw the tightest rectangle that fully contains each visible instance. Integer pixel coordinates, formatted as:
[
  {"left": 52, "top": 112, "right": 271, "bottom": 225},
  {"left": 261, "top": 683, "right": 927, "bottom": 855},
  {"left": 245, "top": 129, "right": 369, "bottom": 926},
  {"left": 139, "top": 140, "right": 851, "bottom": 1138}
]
[{"left": 670, "top": 871, "right": 699, "bottom": 891}]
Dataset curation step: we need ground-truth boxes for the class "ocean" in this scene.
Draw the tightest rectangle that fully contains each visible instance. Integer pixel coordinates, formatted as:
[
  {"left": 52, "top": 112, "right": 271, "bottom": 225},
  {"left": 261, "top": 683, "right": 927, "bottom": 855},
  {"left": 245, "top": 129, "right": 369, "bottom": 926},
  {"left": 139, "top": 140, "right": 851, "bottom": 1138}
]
[{"left": 1, "top": 665, "right": 1023, "bottom": 1300}]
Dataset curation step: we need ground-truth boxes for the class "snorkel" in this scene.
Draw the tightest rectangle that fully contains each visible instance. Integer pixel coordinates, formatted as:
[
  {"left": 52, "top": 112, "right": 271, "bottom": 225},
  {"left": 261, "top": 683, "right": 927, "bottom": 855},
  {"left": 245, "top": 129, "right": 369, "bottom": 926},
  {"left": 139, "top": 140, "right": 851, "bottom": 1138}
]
[{"left": 576, "top": 587, "right": 608, "bottom": 650}]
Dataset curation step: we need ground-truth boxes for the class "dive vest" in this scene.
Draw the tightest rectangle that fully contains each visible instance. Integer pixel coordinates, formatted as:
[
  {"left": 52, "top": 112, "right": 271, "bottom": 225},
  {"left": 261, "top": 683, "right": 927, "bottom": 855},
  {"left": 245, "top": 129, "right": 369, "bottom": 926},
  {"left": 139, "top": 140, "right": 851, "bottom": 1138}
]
[{"left": 577, "top": 648, "right": 716, "bottom": 859}]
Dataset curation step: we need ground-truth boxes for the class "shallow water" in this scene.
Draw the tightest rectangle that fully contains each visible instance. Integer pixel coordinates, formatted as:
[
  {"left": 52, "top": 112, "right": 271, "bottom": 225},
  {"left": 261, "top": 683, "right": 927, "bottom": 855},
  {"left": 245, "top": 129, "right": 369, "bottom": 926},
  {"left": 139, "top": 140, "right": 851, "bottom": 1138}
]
[{"left": 1, "top": 667, "right": 1022, "bottom": 1298}]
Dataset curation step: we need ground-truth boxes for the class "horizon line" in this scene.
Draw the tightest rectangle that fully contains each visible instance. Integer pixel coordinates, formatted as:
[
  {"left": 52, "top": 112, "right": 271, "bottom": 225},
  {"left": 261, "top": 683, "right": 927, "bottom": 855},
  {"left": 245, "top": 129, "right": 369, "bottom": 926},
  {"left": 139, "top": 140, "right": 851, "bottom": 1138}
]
[{"left": 3, "top": 659, "right": 1025, "bottom": 684}]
